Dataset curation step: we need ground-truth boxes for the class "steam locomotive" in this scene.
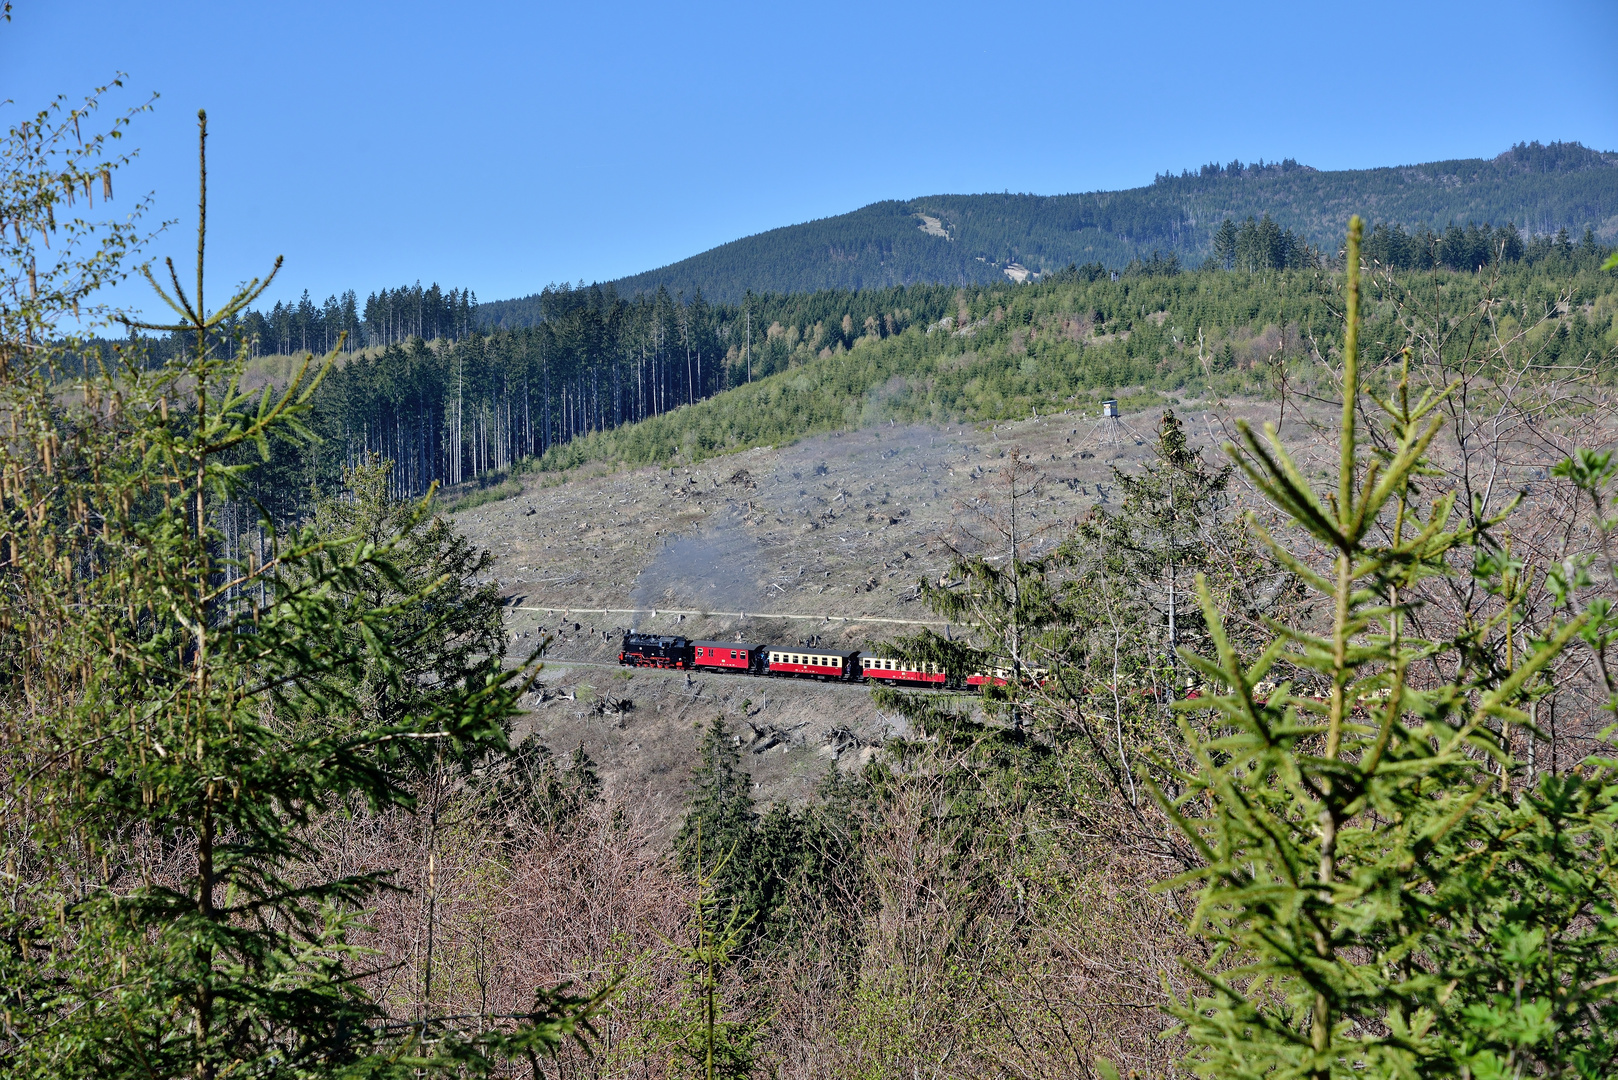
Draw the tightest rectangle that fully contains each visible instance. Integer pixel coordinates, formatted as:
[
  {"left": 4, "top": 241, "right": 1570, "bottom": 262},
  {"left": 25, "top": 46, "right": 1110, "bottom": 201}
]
[{"left": 617, "top": 631, "right": 1032, "bottom": 691}]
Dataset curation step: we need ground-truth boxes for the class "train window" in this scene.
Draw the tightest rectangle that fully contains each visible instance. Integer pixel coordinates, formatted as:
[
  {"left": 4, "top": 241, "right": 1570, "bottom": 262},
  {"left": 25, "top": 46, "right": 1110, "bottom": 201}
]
[{"left": 730, "top": 651, "right": 737, "bottom": 659}]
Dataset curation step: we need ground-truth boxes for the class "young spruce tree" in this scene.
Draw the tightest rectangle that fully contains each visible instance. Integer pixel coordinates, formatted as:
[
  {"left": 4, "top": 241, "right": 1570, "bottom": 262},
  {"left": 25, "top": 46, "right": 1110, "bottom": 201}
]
[
  {"left": 0, "top": 111, "right": 595, "bottom": 1079},
  {"left": 1149, "top": 217, "right": 1618, "bottom": 1080}
]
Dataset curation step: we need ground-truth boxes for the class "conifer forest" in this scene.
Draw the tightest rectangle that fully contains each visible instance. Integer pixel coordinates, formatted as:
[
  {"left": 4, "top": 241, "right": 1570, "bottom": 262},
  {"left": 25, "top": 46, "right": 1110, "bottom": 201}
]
[{"left": 6, "top": 9, "right": 1618, "bottom": 1080}]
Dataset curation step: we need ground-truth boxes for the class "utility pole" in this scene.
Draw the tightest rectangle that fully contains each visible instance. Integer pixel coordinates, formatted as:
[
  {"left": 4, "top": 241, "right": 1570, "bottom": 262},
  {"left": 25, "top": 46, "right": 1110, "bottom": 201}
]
[{"left": 745, "top": 291, "right": 752, "bottom": 384}]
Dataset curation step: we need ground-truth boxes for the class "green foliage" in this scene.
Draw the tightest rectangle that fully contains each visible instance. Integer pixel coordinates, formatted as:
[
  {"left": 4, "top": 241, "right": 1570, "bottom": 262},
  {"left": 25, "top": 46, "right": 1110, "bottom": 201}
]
[
  {"left": 675, "top": 717, "right": 862, "bottom": 947},
  {"left": 677, "top": 717, "right": 761, "bottom": 894},
  {"left": 0, "top": 111, "right": 594, "bottom": 1079},
  {"left": 527, "top": 257, "right": 1617, "bottom": 476},
  {"left": 305, "top": 454, "right": 509, "bottom": 733},
  {"left": 470, "top": 736, "right": 603, "bottom": 841},
  {"left": 1071, "top": 409, "right": 1239, "bottom": 677},
  {"left": 1153, "top": 218, "right": 1618, "bottom": 1079},
  {"left": 660, "top": 817, "right": 763, "bottom": 1080},
  {"left": 874, "top": 411, "right": 1276, "bottom": 828}
]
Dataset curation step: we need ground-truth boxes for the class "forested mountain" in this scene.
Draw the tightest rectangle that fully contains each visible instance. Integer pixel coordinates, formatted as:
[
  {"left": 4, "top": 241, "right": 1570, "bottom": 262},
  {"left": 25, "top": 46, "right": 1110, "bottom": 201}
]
[{"left": 476, "top": 141, "right": 1618, "bottom": 312}]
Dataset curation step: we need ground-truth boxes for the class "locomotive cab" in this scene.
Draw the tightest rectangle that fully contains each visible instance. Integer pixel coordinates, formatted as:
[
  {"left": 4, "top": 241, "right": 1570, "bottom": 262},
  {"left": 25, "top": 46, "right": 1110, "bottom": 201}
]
[{"left": 619, "top": 632, "right": 691, "bottom": 668}]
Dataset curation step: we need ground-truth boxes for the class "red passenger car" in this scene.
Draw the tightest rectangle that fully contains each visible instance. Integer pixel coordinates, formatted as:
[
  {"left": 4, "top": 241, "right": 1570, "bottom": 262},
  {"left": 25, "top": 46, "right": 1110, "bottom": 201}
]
[
  {"left": 764, "top": 647, "right": 858, "bottom": 681},
  {"left": 692, "top": 641, "right": 764, "bottom": 674},
  {"left": 965, "top": 665, "right": 1048, "bottom": 690},
  {"left": 860, "top": 655, "right": 948, "bottom": 687}
]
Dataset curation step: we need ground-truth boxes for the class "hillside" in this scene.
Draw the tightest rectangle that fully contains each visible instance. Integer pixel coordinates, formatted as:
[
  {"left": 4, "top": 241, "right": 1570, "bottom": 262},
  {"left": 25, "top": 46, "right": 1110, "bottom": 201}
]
[
  {"left": 458, "top": 407, "right": 1192, "bottom": 810},
  {"left": 479, "top": 141, "right": 1618, "bottom": 315}
]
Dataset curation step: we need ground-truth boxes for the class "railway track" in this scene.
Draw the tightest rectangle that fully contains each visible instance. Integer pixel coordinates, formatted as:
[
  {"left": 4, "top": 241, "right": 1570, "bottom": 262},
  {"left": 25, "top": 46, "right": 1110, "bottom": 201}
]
[
  {"left": 510, "top": 604, "right": 961, "bottom": 628},
  {"left": 525, "top": 656, "right": 956, "bottom": 696}
]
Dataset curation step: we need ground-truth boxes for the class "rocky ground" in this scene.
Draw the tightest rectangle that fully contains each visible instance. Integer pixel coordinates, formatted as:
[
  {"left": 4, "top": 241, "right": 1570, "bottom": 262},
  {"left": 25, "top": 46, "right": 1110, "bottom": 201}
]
[{"left": 450, "top": 398, "right": 1275, "bottom": 809}]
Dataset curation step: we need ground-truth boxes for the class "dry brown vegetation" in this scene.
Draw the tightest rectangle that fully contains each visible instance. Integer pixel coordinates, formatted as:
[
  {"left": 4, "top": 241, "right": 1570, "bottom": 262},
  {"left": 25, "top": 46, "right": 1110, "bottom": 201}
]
[{"left": 375, "top": 274, "right": 1618, "bottom": 1074}]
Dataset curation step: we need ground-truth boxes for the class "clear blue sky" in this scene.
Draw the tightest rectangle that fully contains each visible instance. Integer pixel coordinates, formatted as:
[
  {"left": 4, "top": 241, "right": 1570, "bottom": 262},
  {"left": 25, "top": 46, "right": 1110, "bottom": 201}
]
[{"left": 4, "top": 0, "right": 1614, "bottom": 316}]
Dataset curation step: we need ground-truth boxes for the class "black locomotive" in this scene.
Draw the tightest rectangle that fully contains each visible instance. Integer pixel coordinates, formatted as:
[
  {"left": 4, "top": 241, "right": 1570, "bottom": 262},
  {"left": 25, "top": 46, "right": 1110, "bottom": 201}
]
[{"left": 617, "top": 632, "right": 693, "bottom": 669}]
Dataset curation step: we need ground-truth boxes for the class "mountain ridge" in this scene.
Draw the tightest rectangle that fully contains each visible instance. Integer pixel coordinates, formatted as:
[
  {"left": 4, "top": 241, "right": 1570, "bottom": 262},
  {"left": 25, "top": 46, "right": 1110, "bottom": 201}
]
[{"left": 479, "top": 141, "right": 1618, "bottom": 321}]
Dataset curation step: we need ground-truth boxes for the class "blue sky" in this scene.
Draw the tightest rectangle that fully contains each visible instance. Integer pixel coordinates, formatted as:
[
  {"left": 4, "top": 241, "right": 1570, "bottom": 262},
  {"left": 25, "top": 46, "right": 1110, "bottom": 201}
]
[{"left": 4, "top": 0, "right": 1615, "bottom": 316}]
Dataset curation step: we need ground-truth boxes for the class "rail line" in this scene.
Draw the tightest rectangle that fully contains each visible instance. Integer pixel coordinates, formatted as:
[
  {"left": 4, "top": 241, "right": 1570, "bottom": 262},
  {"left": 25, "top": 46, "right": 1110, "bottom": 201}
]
[
  {"left": 527, "top": 656, "right": 955, "bottom": 696},
  {"left": 509, "top": 605, "right": 960, "bottom": 628}
]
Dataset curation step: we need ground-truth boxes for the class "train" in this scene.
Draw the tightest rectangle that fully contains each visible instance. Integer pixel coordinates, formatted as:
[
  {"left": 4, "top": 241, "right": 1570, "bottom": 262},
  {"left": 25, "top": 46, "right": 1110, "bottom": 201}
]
[{"left": 617, "top": 631, "right": 1042, "bottom": 691}]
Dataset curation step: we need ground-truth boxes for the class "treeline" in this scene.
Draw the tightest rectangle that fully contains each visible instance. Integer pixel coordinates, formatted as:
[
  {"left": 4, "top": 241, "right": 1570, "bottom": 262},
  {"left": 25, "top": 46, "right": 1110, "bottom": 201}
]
[
  {"left": 1362, "top": 220, "right": 1609, "bottom": 272},
  {"left": 1157, "top": 156, "right": 1310, "bottom": 182},
  {"left": 206, "top": 245, "right": 1618, "bottom": 522},
  {"left": 231, "top": 282, "right": 962, "bottom": 511},
  {"left": 133, "top": 281, "right": 481, "bottom": 361},
  {"left": 1211, "top": 214, "right": 1318, "bottom": 270}
]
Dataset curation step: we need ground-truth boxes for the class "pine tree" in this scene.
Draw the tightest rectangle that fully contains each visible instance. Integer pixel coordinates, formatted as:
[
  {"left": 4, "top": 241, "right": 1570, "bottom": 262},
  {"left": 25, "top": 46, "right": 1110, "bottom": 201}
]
[
  {"left": 305, "top": 454, "right": 508, "bottom": 732},
  {"left": 677, "top": 717, "right": 759, "bottom": 897},
  {"left": 1071, "top": 410, "right": 1235, "bottom": 692},
  {"left": 0, "top": 109, "right": 596, "bottom": 1080},
  {"left": 1149, "top": 217, "right": 1618, "bottom": 1080},
  {"left": 1215, "top": 218, "right": 1238, "bottom": 269}
]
